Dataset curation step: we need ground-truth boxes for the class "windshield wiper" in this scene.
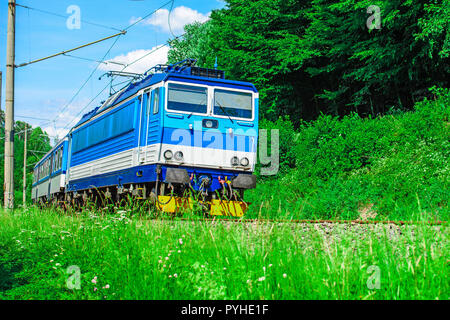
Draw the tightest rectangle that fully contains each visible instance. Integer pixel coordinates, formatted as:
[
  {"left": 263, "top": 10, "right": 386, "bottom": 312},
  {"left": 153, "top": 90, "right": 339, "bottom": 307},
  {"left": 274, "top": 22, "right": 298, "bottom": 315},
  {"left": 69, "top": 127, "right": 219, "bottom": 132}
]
[
  {"left": 188, "top": 97, "right": 207, "bottom": 118},
  {"left": 216, "top": 100, "right": 234, "bottom": 123}
]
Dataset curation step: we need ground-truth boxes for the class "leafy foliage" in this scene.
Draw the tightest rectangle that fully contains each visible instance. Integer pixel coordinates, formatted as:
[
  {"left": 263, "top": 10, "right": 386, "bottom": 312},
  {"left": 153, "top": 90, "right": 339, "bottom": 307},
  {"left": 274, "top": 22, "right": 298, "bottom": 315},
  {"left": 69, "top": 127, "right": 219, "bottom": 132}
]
[
  {"left": 416, "top": 0, "right": 450, "bottom": 58},
  {"left": 0, "top": 111, "right": 52, "bottom": 206},
  {"left": 169, "top": 0, "right": 449, "bottom": 123},
  {"left": 168, "top": 1, "right": 449, "bottom": 220},
  {"left": 247, "top": 88, "right": 449, "bottom": 221}
]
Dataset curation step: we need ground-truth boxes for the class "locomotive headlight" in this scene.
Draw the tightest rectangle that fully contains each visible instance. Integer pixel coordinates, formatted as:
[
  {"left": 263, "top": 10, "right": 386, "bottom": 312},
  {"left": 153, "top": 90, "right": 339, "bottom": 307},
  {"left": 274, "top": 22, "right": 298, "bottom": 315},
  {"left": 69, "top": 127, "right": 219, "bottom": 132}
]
[
  {"left": 164, "top": 150, "right": 173, "bottom": 160},
  {"left": 240, "top": 157, "right": 250, "bottom": 167},
  {"left": 205, "top": 120, "right": 213, "bottom": 128},
  {"left": 231, "top": 156, "right": 239, "bottom": 166},
  {"left": 174, "top": 151, "right": 184, "bottom": 161}
]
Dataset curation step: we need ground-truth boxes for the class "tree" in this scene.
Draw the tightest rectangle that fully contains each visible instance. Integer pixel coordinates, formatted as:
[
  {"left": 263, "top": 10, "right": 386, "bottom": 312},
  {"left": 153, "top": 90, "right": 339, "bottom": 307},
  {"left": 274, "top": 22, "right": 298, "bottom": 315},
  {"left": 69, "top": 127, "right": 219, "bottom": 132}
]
[
  {"left": 416, "top": 0, "right": 450, "bottom": 58},
  {"left": 168, "top": 0, "right": 449, "bottom": 124},
  {"left": 168, "top": 22, "right": 216, "bottom": 68},
  {"left": 0, "top": 110, "right": 52, "bottom": 206}
]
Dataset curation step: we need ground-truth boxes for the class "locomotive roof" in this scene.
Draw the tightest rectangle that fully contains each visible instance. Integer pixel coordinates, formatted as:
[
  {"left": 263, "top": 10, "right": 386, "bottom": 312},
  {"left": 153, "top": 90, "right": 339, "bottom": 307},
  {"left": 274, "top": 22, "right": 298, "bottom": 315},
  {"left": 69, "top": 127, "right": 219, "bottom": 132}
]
[{"left": 73, "top": 62, "right": 257, "bottom": 129}]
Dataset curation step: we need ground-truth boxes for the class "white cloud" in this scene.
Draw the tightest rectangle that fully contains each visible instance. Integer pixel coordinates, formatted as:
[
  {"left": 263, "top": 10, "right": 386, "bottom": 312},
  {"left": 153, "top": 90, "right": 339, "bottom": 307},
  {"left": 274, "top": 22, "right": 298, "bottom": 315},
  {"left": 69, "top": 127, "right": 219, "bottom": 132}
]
[
  {"left": 99, "top": 45, "right": 170, "bottom": 74},
  {"left": 38, "top": 45, "right": 170, "bottom": 143},
  {"left": 42, "top": 125, "right": 70, "bottom": 145},
  {"left": 131, "top": 6, "right": 210, "bottom": 34},
  {"left": 39, "top": 98, "right": 91, "bottom": 144},
  {"left": 37, "top": 45, "right": 169, "bottom": 143}
]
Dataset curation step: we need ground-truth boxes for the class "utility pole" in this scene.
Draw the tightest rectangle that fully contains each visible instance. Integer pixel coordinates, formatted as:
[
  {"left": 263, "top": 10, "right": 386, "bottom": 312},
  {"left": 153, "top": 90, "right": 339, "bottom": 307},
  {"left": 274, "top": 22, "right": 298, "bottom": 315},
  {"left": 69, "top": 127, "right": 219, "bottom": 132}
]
[
  {"left": 2, "top": 1, "right": 126, "bottom": 209},
  {"left": 4, "top": 0, "right": 16, "bottom": 209},
  {"left": 0, "top": 71, "right": 2, "bottom": 109},
  {"left": 0, "top": 71, "right": 3, "bottom": 120},
  {"left": 23, "top": 124, "right": 27, "bottom": 206}
]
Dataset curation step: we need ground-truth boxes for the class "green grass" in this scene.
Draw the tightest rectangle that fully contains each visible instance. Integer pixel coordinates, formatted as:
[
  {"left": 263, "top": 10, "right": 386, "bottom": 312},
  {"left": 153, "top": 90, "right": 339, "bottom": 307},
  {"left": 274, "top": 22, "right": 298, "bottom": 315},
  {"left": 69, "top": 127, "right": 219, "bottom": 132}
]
[
  {"left": 0, "top": 207, "right": 448, "bottom": 300},
  {"left": 1, "top": 89, "right": 448, "bottom": 300}
]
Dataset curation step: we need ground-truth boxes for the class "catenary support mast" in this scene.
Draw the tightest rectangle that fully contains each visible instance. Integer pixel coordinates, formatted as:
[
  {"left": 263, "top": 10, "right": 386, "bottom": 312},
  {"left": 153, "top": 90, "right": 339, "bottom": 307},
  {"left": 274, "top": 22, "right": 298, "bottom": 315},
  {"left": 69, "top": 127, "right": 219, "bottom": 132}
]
[{"left": 4, "top": 0, "right": 16, "bottom": 209}]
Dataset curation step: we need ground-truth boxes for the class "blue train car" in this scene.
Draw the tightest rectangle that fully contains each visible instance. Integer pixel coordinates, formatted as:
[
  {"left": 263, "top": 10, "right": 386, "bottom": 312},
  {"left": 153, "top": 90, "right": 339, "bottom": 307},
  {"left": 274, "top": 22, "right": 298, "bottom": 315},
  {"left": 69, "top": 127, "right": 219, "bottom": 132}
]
[
  {"left": 32, "top": 137, "right": 69, "bottom": 203},
  {"left": 34, "top": 59, "right": 258, "bottom": 215}
]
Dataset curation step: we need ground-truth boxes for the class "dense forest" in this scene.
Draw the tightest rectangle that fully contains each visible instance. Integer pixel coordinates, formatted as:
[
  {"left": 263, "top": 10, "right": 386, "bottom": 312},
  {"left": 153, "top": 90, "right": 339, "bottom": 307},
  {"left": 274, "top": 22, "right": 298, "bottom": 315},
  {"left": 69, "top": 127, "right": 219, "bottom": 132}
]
[
  {"left": 168, "top": 0, "right": 449, "bottom": 220},
  {"left": 0, "top": 111, "right": 52, "bottom": 205},
  {"left": 168, "top": 0, "right": 449, "bottom": 124}
]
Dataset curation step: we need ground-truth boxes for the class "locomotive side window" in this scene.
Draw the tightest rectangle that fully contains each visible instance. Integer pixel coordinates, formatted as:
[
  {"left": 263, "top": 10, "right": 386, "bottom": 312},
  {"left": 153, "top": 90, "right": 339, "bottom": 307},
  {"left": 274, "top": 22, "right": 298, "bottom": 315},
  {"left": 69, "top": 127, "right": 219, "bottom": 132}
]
[
  {"left": 153, "top": 88, "right": 160, "bottom": 114},
  {"left": 55, "top": 150, "right": 60, "bottom": 172},
  {"left": 167, "top": 83, "right": 207, "bottom": 114},
  {"left": 111, "top": 104, "right": 135, "bottom": 135},
  {"left": 52, "top": 147, "right": 63, "bottom": 172},
  {"left": 56, "top": 149, "right": 60, "bottom": 171},
  {"left": 72, "top": 103, "right": 135, "bottom": 153},
  {"left": 214, "top": 89, "right": 253, "bottom": 119},
  {"left": 73, "top": 127, "right": 88, "bottom": 153},
  {"left": 59, "top": 147, "right": 63, "bottom": 170}
]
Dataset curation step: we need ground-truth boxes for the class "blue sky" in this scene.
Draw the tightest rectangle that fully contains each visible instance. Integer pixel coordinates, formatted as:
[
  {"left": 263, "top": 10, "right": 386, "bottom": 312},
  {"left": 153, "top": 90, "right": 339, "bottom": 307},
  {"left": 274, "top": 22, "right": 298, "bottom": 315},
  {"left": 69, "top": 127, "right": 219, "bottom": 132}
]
[{"left": 0, "top": 0, "right": 224, "bottom": 143}]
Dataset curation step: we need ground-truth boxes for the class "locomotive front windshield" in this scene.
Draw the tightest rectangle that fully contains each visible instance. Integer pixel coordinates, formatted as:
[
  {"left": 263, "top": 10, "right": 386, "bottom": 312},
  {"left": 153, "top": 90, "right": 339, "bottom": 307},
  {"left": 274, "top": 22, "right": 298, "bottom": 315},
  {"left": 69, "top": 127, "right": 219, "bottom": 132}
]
[
  {"left": 167, "top": 83, "right": 253, "bottom": 120},
  {"left": 167, "top": 83, "right": 208, "bottom": 114},
  {"left": 214, "top": 89, "right": 253, "bottom": 119}
]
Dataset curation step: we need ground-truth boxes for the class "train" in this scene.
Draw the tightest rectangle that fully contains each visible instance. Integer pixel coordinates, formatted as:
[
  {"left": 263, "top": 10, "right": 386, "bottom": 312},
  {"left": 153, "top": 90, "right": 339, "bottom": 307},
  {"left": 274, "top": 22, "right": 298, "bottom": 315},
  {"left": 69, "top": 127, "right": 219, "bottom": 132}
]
[{"left": 32, "top": 59, "right": 259, "bottom": 216}]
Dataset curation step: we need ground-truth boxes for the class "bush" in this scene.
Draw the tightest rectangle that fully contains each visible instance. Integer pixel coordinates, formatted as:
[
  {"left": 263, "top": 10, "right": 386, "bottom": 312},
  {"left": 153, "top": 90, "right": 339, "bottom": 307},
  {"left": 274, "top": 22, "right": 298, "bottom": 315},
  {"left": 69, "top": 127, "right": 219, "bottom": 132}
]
[
  {"left": 247, "top": 87, "right": 450, "bottom": 221},
  {"left": 258, "top": 116, "right": 298, "bottom": 174}
]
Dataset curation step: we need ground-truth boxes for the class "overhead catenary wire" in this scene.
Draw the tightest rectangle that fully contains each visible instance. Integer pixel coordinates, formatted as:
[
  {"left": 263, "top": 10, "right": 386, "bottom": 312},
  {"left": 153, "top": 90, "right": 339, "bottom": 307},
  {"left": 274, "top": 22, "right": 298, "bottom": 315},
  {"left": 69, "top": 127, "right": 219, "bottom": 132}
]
[
  {"left": 13, "top": 2, "right": 142, "bottom": 142},
  {"left": 62, "top": 53, "right": 126, "bottom": 66},
  {"left": 16, "top": 115, "right": 52, "bottom": 121},
  {"left": 61, "top": 33, "right": 185, "bottom": 131},
  {"left": 50, "top": 0, "right": 175, "bottom": 131},
  {"left": 168, "top": 0, "right": 177, "bottom": 38},
  {"left": 60, "top": 3, "right": 185, "bottom": 131},
  {"left": 23, "top": 0, "right": 182, "bottom": 145},
  {"left": 15, "top": 30, "right": 126, "bottom": 68},
  {"left": 15, "top": 3, "right": 123, "bottom": 32},
  {"left": 0, "top": 127, "right": 57, "bottom": 140},
  {"left": 50, "top": 34, "right": 124, "bottom": 125},
  {"left": 125, "top": 0, "right": 174, "bottom": 31},
  {"left": 62, "top": 80, "right": 112, "bottom": 130},
  {"left": 11, "top": 3, "right": 126, "bottom": 155},
  {"left": 10, "top": 117, "right": 59, "bottom": 132}
]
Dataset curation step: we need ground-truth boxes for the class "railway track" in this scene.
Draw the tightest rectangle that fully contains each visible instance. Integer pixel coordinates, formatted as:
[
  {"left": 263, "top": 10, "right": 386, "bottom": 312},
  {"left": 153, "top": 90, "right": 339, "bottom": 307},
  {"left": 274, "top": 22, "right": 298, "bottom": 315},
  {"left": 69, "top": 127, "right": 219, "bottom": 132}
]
[{"left": 147, "top": 216, "right": 447, "bottom": 226}]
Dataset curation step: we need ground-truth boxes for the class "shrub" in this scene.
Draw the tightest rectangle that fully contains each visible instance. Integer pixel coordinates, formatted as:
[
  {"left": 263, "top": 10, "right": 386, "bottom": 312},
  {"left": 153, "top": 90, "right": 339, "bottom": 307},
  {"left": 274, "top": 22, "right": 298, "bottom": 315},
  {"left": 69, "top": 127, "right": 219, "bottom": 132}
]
[{"left": 247, "top": 87, "right": 450, "bottom": 221}]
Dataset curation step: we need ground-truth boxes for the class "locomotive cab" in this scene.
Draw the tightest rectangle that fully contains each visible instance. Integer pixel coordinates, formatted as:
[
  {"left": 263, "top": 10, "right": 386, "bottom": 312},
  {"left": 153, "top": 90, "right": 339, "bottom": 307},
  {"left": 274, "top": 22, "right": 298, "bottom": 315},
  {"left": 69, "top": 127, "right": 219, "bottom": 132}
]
[{"left": 137, "top": 60, "right": 259, "bottom": 215}]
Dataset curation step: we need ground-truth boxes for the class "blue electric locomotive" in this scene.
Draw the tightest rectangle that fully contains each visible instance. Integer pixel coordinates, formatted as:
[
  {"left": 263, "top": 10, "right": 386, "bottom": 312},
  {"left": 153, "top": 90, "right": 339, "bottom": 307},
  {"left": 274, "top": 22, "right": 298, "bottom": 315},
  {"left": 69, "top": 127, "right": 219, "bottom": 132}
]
[{"left": 32, "top": 59, "right": 258, "bottom": 216}]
